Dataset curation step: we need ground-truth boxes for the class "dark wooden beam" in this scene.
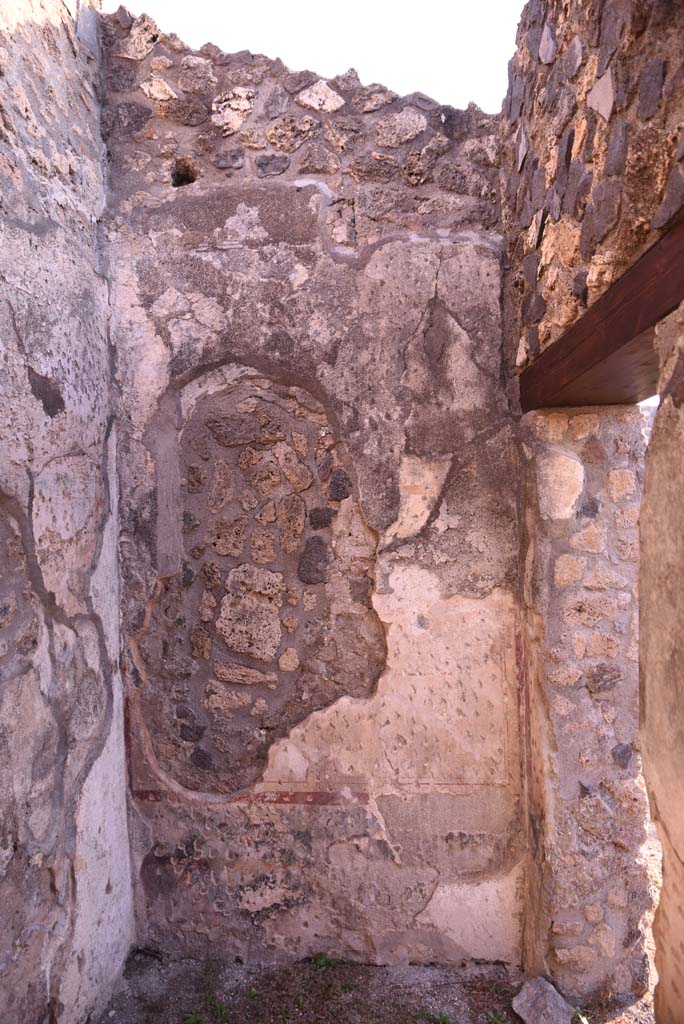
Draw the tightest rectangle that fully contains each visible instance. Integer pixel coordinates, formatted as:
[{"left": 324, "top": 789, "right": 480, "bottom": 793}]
[{"left": 519, "top": 218, "right": 684, "bottom": 411}]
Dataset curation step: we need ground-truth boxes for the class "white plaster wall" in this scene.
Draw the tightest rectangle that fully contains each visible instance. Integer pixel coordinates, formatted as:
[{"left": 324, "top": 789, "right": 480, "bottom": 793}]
[{"left": 0, "top": 0, "right": 134, "bottom": 1017}]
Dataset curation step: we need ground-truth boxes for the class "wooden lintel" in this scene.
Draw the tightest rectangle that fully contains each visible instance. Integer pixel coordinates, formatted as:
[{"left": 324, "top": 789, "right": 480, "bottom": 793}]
[{"left": 519, "top": 218, "right": 684, "bottom": 411}]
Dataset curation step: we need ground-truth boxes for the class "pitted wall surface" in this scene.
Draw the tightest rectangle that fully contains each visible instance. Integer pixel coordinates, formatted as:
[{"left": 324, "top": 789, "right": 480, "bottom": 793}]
[
  {"left": 641, "top": 301, "right": 684, "bottom": 1024},
  {"left": 103, "top": 10, "right": 526, "bottom": 967},
  {"left": 0, "top": 0, "right": 669, "bottom": 1013},
  {"left": 0, "top": 1, "right": 134, "bottom": 1020}
]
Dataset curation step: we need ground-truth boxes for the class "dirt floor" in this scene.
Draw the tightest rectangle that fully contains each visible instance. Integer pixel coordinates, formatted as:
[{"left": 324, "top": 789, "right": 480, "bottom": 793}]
[
  {"left": 99, "top": 828, "right": 662, "bottom": 1024},
  {"left": 97, "top": 953, "right": 655, "bottom": 1024}
]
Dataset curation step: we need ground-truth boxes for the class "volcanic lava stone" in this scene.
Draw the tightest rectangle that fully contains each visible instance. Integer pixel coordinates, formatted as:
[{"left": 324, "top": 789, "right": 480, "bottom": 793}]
[
  {"left": 298, "top": 536, "right": 330, "bottom": 584},
  {"left": 190, "top": 747, "right": 213, "bottom": 770},
  {"left": 309, "top": 507, "right": 337, "bottom": 529},
  {"left": 328, "top": 468, "right": 353, "bottom": 500}
]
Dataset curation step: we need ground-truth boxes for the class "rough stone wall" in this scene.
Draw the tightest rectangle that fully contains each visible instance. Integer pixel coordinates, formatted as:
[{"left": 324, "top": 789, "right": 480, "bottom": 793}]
[
  {"left": 502, "top": 0, "right": 684, "bottom": 368},
  {"left": 0, "top": 1, "right": 134, "bottom": 1019},
  {"left": 1, "top": 0, "right": 671, "bottom": 1012},
  {"left": 640, "top": 298, "right": 684, "bottom": 1024},
  {"left": 501, "top": 0, "right": 684, "bottom": 1011},
  {"left": 520, "top": 406, "right": 651, "bottom": 1001},
  {"left": 102, "top": 11, "right": 526, "bottom": 966},
  {"left": 138, "top": 378, "right": 386, "bottom": 795}
]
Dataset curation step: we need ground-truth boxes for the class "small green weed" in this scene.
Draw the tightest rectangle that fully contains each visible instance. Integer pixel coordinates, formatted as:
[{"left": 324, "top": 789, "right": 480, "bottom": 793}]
[
  {"left": 208, "top": 995, "right": 229, "bottom": 1024},
  {"left": 248, "top": 988, "right": 259, "bottom": 999},
  {"left": 428, "top": 1012, "right": 452, "bottom": 1024},
  {"left": 184, "top": 1013, "right": 205, "bottom": 1024},
  {"left": 311, "top": 953, "right": 335, "bottom": 970}
]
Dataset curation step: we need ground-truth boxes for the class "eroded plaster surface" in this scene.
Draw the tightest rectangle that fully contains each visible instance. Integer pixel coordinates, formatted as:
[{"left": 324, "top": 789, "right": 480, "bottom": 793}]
[
  {"left": 0, "top": 0, "right": 671, "bottom": 1016},
  {"left": 641, "top": 300, "right": 684, "bottom": 1024},
  {"left": 102, "top": 10, "right": 525, "bottom": 969},
  {"left": 0, "top": 1, "right": 134, "bottom": 1020}
]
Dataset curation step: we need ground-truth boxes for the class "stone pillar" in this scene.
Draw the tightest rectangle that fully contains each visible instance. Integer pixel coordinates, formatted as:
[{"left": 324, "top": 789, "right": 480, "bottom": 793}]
[
  {"left": 521, "top": 407, "right": 651, "bottom": 1002},
  {"left": 640, "top": 300, "right": 684, "bottom": 1023}
]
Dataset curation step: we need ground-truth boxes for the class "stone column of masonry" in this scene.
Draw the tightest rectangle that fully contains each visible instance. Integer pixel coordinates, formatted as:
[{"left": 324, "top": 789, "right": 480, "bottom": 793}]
[
  {"left": 521, "top": 406, "right": 651, "bottom": 1002},
  {"left": 641, "top": 299, "right": 684, "bottom": 1023}
]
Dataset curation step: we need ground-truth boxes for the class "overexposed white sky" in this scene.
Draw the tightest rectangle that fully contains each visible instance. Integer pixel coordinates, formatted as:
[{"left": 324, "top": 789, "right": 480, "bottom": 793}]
[{"left": 102, "top": 1, "right": 525, "bottom": 113}]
